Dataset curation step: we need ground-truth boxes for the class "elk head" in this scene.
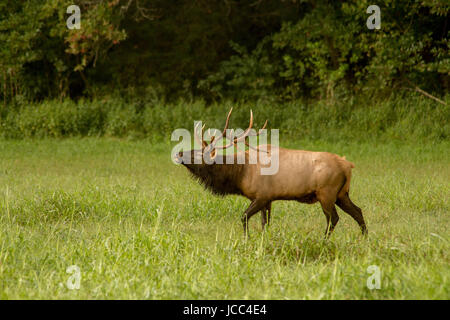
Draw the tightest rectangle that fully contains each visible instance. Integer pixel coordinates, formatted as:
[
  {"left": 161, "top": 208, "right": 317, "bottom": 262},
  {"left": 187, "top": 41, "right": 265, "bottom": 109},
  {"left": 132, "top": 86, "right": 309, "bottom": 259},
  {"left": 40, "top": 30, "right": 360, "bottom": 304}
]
[{"left": 175, "top": 108, "right": 268, "bottom": 166}]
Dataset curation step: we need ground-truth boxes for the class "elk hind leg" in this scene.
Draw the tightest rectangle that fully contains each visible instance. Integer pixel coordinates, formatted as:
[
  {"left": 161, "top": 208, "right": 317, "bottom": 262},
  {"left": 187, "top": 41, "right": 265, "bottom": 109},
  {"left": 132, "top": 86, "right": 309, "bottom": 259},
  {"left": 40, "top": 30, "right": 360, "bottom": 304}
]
[{"left": 336, "top": 193, "right": 367, "bottom": 235}]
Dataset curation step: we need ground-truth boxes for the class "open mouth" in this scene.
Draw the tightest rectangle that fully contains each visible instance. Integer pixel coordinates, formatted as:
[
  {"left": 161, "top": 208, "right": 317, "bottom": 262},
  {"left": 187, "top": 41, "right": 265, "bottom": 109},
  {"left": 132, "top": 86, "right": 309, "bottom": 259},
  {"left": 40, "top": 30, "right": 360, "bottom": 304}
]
[{"left": 173, "top": 155, "right": 183, "bottom": 164}]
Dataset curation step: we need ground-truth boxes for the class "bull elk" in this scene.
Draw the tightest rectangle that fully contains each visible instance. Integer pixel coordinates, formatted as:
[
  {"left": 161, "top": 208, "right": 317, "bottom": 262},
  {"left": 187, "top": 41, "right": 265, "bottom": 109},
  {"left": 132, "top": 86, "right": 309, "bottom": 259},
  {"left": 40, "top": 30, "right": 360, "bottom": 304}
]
[{"left": 175, "top": 109, "right": 367, "bottom": 237}]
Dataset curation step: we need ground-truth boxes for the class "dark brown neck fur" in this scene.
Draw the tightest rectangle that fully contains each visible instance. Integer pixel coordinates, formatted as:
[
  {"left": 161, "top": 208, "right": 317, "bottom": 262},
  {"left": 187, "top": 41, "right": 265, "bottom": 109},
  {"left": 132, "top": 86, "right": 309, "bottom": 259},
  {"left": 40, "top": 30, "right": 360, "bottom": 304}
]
[{"left": 184, "top": 155, "right": 245, "bottom": 196}]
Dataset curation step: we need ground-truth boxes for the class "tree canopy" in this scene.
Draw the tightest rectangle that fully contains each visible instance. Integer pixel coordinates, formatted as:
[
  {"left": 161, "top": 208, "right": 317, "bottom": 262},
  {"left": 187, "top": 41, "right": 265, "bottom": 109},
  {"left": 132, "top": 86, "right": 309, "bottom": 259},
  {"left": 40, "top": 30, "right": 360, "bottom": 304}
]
[{"left": 0, "top": 0, "right": 448, "bottom": 103}]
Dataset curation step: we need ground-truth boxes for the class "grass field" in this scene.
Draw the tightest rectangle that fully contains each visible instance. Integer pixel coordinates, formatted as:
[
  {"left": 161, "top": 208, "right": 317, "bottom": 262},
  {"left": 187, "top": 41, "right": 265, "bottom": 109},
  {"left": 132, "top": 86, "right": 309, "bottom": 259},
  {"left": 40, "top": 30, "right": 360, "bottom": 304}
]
[{"left": 0, "top": 138, "right": 448, "bottom": 299}]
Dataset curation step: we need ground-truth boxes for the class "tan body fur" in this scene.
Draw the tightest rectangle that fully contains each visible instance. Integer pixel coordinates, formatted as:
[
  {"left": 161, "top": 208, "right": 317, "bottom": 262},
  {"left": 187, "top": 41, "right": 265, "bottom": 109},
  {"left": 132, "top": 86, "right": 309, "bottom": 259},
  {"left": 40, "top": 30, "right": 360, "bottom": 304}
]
[{"left": 240, "top": 145, "right": 354, "bottom": 202}]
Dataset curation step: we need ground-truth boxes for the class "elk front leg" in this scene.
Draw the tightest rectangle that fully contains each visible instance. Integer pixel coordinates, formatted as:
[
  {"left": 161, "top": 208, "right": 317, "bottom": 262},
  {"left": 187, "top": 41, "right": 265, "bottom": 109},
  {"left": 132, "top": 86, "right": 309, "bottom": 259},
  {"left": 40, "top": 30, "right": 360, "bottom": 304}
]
[
  {"left": 260, "top": 202, "right": 272, "bottom": 230},
  {"left": 320, "top": 203, "right": 339, "bottom": 238},
  {"left": 242, "top": 199, "right": 269, "bottom": 237}
]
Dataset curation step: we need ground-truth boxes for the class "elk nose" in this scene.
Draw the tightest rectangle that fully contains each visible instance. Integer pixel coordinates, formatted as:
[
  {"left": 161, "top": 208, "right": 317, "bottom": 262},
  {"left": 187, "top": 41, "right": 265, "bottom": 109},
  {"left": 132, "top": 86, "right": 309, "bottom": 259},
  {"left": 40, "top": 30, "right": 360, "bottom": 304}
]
[{"left": 174, "top": 152, "right": 183, "bottom": 164}]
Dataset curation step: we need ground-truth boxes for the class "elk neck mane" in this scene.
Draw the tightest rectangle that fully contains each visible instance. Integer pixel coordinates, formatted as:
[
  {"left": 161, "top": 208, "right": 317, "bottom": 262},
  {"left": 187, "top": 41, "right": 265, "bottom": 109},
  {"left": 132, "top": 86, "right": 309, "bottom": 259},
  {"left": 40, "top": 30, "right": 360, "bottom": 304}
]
[{"left": 185, "top": 158, "right": 245, "bottom": 196}]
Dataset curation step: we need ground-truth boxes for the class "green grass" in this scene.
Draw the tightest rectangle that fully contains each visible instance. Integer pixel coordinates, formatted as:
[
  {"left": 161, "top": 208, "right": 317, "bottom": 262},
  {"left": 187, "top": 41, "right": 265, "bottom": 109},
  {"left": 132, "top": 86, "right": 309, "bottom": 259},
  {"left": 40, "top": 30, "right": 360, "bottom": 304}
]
[{"left": 0, "top": 138, "right": 448, "bottom": 299}]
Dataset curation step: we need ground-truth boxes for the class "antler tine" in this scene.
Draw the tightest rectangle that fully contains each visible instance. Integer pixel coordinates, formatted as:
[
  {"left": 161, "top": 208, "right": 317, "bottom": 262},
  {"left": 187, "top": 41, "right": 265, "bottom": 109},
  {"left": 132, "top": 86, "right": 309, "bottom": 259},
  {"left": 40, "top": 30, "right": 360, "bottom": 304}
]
[
  {"left": 213, "top": 129, "right": 235, "bottom": 150},
  {"left": 213, "top": 110, "right": 269, "bottom": 152},
  {"left": 247, "top": 119, "right": 268, "bottom": 137},
  {"left": 210, "top": 108, "right": 234, "bottom": 148},
  {"left": 221, "top": 107, "right": 233, "bottom": 136},
  {"left": 194, "top": 122, "right": 202, "bottom": 147},
  {"left": 214, "top": 109, "right": 253, "bottom": 150},
  {"left": 208, "top": 128, "right": 219, "bottom": 144},
  {"left": 194, "top": 122, "right": 207, "bottom": 148},
  {"left": 201, "top": 124, "right": 206, "bottom": 147},
  {"left": 231, "top": 109, "right": 254, "bottom": 143},
  {"left": 215, "top": 109, "right": 263, "bottom": 150},
  {"left": 260, "top": 119, "right": 268, "bottom": 131},
  {"left": 231, "top": 113, "right": 268, "bottom": 152}
]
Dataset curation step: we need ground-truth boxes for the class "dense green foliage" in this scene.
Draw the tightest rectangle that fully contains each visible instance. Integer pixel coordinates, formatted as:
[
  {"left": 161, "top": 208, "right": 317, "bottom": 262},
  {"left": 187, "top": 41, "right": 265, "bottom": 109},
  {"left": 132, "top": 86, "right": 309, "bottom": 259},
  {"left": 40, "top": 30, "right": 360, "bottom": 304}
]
[
  {"left": 1, "top": 95, "right": 448, "bottom": 142},
  {"left": 0, "top": 1, "right": 448, "bottom": 102}
]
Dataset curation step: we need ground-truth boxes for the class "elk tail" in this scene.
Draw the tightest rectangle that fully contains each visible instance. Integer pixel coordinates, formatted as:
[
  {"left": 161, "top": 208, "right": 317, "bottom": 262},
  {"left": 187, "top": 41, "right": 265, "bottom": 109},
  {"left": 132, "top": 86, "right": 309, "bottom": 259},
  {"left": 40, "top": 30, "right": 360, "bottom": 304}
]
[{"left": 342, "top": 156, "right": 355, "bottom": 168}]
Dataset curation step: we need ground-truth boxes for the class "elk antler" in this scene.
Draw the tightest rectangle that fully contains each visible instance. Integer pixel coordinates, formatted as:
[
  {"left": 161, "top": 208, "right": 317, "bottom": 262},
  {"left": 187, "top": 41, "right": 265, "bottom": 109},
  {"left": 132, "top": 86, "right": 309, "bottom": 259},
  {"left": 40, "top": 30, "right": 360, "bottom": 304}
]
[
  {"left": 209, "top": 107, "right": 233, "bottom": 147},
  {"left": 198, "top": 108, "right": 268, "bottom": 154},
  {"left": 194, "top": 122, "right": 207, "bottom": 149},
  {"left": 214, "top": 110, "right": 268, "bottom": 151},
  {"left": 213, "top": 109, "right": 252, "bottom": 150}
]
